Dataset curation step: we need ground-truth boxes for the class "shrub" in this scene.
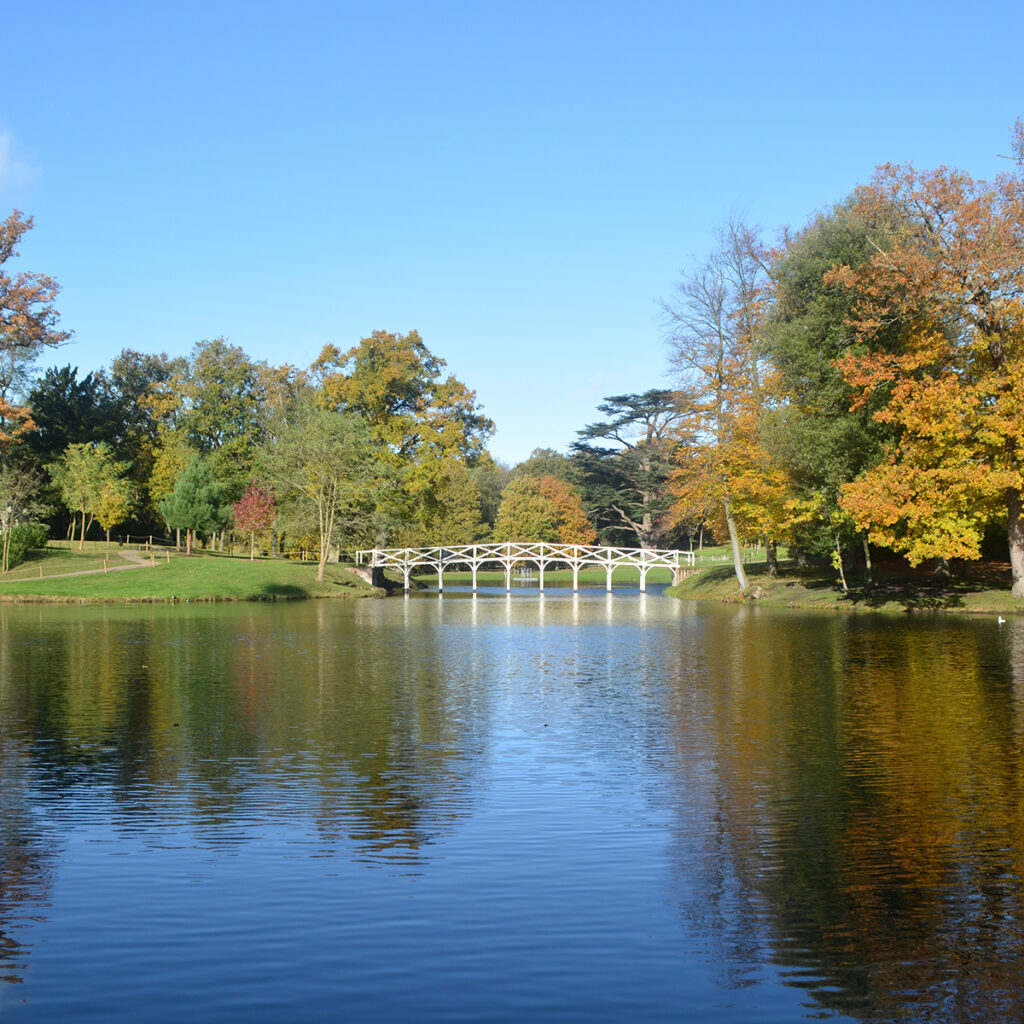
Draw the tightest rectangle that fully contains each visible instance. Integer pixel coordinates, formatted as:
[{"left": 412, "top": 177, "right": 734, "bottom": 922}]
[{"left": 7, "top": 523, "right": 50, "bottom": 569}]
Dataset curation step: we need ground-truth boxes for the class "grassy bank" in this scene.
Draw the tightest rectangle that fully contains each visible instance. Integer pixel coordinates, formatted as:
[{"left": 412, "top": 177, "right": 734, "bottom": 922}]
[
  {"left": 0, "top": 545, "right": 378, "bottom": 603},
  {"left": 667, "top": 559, "right": 1024, "bottom": 615}
]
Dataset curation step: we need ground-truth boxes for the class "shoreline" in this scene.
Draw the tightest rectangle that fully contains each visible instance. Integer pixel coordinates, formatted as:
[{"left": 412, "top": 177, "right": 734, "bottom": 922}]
[{"left": 666, "top": 562, "right": 1024, "bottom": 616}]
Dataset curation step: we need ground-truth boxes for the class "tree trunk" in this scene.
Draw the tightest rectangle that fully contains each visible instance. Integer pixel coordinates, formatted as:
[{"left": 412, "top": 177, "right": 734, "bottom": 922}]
[
  {"left": 862, "top": 533, "right": 873, "bottom": 585},
  {"left": 835, "top": 534, "right": 849, "bottom": 595},
  {"left": 1008, "top": 488, "right": 1024, "bottom": 598},
  {"left": 766, "top": 539, "right": 778, "bottom": 576},
  {"left": 723, "top": 498, "right": 749, "bottom": 592},
  {"left": 250, "top": 531, "right": 255, "bottom": 561},
  {"left": 186, "top": 529, "right": 193, "bottom": 556}
]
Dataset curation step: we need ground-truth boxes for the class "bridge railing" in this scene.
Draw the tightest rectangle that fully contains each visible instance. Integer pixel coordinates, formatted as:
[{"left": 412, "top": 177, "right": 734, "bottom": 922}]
[{"left": 356, "top": 541, "right": 694, "bottom": 592}]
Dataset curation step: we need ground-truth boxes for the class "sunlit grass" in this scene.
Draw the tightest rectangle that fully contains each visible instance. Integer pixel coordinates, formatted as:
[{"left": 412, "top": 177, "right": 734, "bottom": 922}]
[{"left": 0, "top": 549, "right": 376, "bottom": 602}]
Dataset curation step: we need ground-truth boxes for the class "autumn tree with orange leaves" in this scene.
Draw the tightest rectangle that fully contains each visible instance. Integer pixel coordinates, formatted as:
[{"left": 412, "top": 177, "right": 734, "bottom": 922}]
[
  {"left": 0, "top": 210, "right": 71, "bottom": 405},
  {"left": 833, "top": 122, "right": 1024, "bottom": 594}
]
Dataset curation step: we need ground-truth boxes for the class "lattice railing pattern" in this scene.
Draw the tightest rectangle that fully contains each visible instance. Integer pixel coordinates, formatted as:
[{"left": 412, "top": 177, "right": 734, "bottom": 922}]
[{"left": 356, "top": 541, "right": 694, "bottom": 592}]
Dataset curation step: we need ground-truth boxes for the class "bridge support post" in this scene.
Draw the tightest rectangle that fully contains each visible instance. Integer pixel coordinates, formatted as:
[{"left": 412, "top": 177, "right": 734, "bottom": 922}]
[
  {"left": 472, "top": 565, "right": 478, "bottom": 592},
  {"left": 505, "top": 561, "right": 511, "bottom": 592},
  {"left": 403, "top": 567, "right": 410, "bottom": 591},
  {"left": 539, "top": 563, "right": 544, "bottom": 592},
  {"left": 606, "top": 565, "right": 613, "bottom": 592},
  {"left": 572, "top": 565, "right": 579, "bottom": 592},
  {"left": 639, "top": 567, "right": 647, "bottom": 592}
]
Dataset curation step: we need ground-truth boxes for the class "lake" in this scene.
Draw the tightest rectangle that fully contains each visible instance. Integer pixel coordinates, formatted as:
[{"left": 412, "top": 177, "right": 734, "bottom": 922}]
[{"left": 2, "top": 587, "right": 1023, "bottom": 1022}]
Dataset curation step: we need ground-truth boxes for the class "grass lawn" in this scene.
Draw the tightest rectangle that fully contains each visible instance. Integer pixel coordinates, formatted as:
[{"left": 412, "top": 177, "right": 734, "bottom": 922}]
[
  {"left": 668, "top": 558, "right": 1024, "bottom": 615},
  {"left": 0, "top": 545, "right": 378, "bottom": 602}
]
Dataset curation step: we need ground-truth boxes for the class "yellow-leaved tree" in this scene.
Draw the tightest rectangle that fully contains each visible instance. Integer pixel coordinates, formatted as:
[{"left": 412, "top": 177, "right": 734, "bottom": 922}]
[
  {"left": 662, "top": 219, "right": 794, "bottom": 590},
  {"left": 834, "top": 122, "right": 1024, "bottom": 594}
]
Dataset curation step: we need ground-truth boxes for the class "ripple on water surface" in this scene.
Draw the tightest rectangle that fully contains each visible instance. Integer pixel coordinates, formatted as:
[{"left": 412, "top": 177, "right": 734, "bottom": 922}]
[{"left": 2, "top": 593, "right": 1024, "bottom": 1021}]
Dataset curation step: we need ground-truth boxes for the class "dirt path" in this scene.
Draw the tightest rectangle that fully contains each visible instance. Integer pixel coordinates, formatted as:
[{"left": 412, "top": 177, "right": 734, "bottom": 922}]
[{"left": 30, "top": 549, "right": 158, "bottom": 581}]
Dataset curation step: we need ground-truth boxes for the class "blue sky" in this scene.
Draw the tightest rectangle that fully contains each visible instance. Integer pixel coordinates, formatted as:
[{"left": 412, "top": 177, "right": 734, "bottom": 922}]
[{"left": 2, "top": 0, "right": 1020, "bottom": 464}]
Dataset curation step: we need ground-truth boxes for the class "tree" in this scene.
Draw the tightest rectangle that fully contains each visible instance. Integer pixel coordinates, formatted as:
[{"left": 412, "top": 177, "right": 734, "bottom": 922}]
[
  {"left": 662, "top": 219, "right": 791, "bottom": 589},
  {"left": 764, "top": 201, "right": 902, "bottom": 576},
  {"left": 233, "top": 482, "right": 276, "bottom": 560},
  {"left": 492, "top": 475, "right": 596, "bottom": 544},
  {"left": 312, "top": 330, "right": 494, "bottom": 541},
  {"left": 144, "top": 339, "right": 265, "bottom": 496},
  {"left": 492, "top": 477, "right": 559, "bottom": 542},
  {"left": 96, "top": 478, "right": 136, "bottom": 555},
  {"left": 512, "top": 448, "right": 580, "bottom": 484},
  {"left": 149, "top": 437, "right": 195, "bottom": 537},
  {"left": 536, "top": 475, "right": 597, "bottom": 544},
  {"left": 103, "top": 349, "right": 186, "bottom": 522},
  {"left": 158, "top": 455, "right": 228, "bottom": 555},
  {"left": 0, "top": 398, "right": 36, "bottom": 454},
  {"left": 469, "top": 455, "right": 511, "bottom": 532},
  {"left": 571, "top": 390, "right": 685, "bottom": 548},
  {"left": 313, "top": 330, "right": 493, "bottom": 462},
  {"left": 262, "top": 406, "right": 385, "bottom": 581},
  {"left": 49, "top": 442, "right": 128, "bottom": 549},
  {"left": 832, "top": 125, "right": 1024, "bottom": 593},
  {"left": 0, "top": 210, "right": 71, "bottom": 396},
  {"left": 394, "top": 460, "right": 486, "bottom": 547},
  {"left": 0, "top": 462, "right": 44, "bottom": 573},
  {"left": 26, "top": 365, "right": 113, "bottom": 459}
]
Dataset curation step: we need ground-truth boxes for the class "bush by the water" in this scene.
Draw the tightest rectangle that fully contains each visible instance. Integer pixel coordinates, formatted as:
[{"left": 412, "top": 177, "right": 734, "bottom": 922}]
[{"left": 7, "top": 523, "right": 49, "bottom": 569}]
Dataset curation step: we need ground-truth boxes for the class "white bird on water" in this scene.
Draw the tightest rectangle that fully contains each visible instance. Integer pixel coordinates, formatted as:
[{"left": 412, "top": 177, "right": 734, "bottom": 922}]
[{"left": 998, "top": 616, "right": 1007, "bottom": 625}]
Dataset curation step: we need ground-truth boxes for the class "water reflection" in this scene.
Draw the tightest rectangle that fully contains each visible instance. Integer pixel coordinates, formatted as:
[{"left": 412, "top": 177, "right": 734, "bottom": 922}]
[
  {"left": 0, "top": 736, "right": 57, "bottom": 985},
  {"left": 2, "top": 597, "right": 1024, "bottom": 1021},
  {"left": 658, "top": 608, "right": 1024, "bottom": 1021}
]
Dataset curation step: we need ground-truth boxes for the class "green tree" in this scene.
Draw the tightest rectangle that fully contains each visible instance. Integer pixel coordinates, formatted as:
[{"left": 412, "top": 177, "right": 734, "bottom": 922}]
[
  {"left": 763, "top": 201, "right": 900, "bottom": 574},
  {"left": 49, "top": 442, "right": 128, "bottom": 549},
  {"left": 0, "top": 462, "right": 45, "bottom": 572},
  {"left": 512, "top": 448, "right": 580, "bottom": 484},
  {"left": 158, "top": 455, "right": 228, "bottom": 555},
  {"left": 262, "top": 406, "right": 386, "bottom": 581},
  {"left": 103, "top": 349, "right": 186, "bottom": 524},
  {"left": 394, "top": 460, "right": 486, "bottom": 547},
  {"left": 145, "top": 339, "right": 265, "bottom": 495},
  {"left": 492, "top": 476, "right": 559, "bottom": 542},
  {"left": 571, "top": 390, "right": 685, "bottom": 548},
  {"left": 469, "top": 455, "right": 511, "bottom": 531},
  {"left": 312, "top": 330, "right": 494, "bottom": 541},
  {"left": 26, "top": 365, "right": 113, "bottom": 460},
  {"left": 492, "top": 475, "right": 595, "bottom": 544}
]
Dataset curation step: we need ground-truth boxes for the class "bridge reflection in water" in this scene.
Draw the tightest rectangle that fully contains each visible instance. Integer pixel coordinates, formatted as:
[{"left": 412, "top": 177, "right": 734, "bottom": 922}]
[{"left": 357, "top": 541, "right": 695, "bottom": 593}]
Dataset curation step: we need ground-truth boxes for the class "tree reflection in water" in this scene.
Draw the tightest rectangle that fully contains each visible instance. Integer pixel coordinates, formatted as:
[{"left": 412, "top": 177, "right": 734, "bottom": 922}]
[
  {"left": 662, "top": 609, "right": 1024, "bottom": 1021},
  {"left": 3, "top": 598, "right": 1024, "bottom": 1020},
  {"left": 0, "top": 737, "right": 57, "bottom": 986}
]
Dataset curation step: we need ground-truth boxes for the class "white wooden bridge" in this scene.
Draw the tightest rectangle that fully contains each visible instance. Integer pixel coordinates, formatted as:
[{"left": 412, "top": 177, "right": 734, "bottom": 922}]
[{"left": 356, "top": 541, "right": 695, "bottom": 593}]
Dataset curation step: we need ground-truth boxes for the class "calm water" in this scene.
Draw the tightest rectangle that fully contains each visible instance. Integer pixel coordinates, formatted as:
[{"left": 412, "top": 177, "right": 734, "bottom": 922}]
[{"left": 2, "top": 587, "right": 1024, "bottom": 1022}]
